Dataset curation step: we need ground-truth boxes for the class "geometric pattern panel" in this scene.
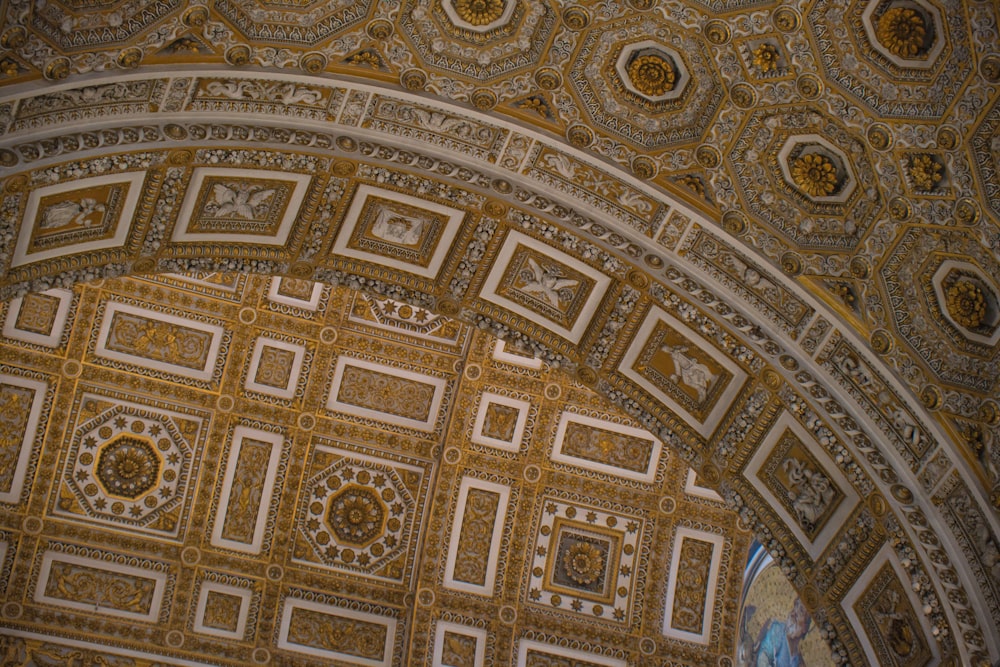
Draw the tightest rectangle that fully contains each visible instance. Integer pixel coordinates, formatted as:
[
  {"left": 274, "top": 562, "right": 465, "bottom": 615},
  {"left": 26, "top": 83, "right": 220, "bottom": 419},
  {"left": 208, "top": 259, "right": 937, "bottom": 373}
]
[
  {"left": 332, "top": 184, "right": 467, "bottom": 280},
  {"left": 551, "top": 411, "right": 662, "bottom": 483},
  {"left": 2, "top": 288, "right": 74, "bottom": 348},
  {"left": 50, "top": 388, "right": 209, "bottom": 540},
  {"left": 516, "top": 639, "right": 627, "bottom": 667},
  {"left": 443, "top": 476, "right": 511, "bottom": 596},
  {"left": 192, "top": 576, "right": 255, "bottom": 641},
  {"left": 326, "top": 356, "right": 449, "bottom": 433},
  {"left": 33, "top": 548, "right": 170, "bottom": 623},
  {"left": 12, "top": 171, "right": 147, "bottom": 268},
  {"left": 661, "top": 527, "right": 725, "bottom": 644},
  {"left": 172, "top": 167, "right": 312, "bottom": 245},
  {"left": 479, "top": 230, "right": 612, "bottom": 345},
  {"left": 431, "top": 621, "right": 487, "bottom": 667},
  {"left": 619, "top": 306, "right": 748, "bottom": 439},
  {"left": 0, "top": 374, "right": 49, "bottom": 505},
  {"left": 526, "top": 494, "right": 647, "bottom": 628},
  {"left": 244, "top": 334, "right": 309, "bottom": 401},
  {"left": 267, "top": 276, "right": 325, "bottom": 312},
  {"left": 744, "top": 410, "right": 859, "bottom": 559},
  {"left": 292, "top": 441, "right": 432, "bottom": 585},
  {"left": 93, "top": 300, "right": 227, "bottom": 383},
  {"left": 277, "top": 595, "right": 397, "bottom": 666},
  {"left": 210, "top": 425, "right": 285, "bottom": 555},
  {"left": 470, "top": 391, "right": 531, "bottom": 453}
]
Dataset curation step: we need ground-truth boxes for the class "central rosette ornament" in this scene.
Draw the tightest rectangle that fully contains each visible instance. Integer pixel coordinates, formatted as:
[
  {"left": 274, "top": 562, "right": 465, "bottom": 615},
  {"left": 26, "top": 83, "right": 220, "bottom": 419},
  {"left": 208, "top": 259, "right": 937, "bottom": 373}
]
[
  {"left": 563, "top": 541, "right": 606, "bottom": 585},
  {"left": 626, "top": 52, "right": 676, "bottom": 97},
  {"left": 791, "top": 153, "right": 841, "bottom": 198},
  {"left": 327, "top": 485, "right": 387, "bottom": 547},
  {"left": 454, "top": 0, "right": 506, "bottom": 25}
]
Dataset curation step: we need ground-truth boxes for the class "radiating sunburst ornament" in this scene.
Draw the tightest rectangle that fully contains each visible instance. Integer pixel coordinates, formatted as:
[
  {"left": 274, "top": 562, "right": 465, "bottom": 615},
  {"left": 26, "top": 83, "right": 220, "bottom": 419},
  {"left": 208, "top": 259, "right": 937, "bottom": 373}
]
[
  {"left": 791, "top": 153, "right": 840, "bottom": 197},
  {"left": 876, "top": 7, "right": 927, "bottom": 58},
  {"left": 563, "top": 541, "right": 606, "bottom": 585},
  {"left": 908, "top": 154, "right": 942, "bottom": 191},
  {"left": 627, "top": 53, "right": 676, "bottom": 97},
  {"left": 752, "top": 43, "right": 780, "bottom": 73},
  {"left": 946, "top": 280, "right": 987, "bottom": 329},
  {"left": 454, "top": 0, "right": 506, "bottom": 26}
]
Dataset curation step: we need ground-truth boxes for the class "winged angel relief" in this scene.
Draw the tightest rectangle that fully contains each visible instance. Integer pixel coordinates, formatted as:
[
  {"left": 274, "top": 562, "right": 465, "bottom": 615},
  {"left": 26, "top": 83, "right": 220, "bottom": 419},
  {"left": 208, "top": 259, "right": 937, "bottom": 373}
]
[
  {"left": 202, "top": 183, "right": 275, "bottom": 221},
  {"left": 516, "top": 257, "right": 579, "bottom": 311}
]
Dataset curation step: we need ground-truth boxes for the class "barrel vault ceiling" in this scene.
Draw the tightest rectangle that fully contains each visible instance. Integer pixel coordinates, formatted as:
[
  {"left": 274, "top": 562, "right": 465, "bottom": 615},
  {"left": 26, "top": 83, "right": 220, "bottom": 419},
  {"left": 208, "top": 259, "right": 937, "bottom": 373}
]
[{"left": 0, "top": 0, "right": 997, "bottom": 666}]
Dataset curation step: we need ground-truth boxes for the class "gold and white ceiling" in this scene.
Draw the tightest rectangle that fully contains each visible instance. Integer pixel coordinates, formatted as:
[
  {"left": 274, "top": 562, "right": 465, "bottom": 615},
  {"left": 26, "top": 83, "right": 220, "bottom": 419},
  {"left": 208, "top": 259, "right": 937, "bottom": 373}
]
[
  {"left": 0, "top": 273, "right": 760, "bottom": 665},
  {"left": 0, "top": 0, "right": 998, "bottom": 665}
]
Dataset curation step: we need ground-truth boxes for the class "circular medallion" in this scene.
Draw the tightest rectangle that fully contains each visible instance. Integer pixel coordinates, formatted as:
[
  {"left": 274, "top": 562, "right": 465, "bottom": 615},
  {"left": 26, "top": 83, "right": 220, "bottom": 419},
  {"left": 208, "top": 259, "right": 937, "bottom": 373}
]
[
  {"left": 96, "top": 436, "right": 161, "bottom": 499},
  {"left": 327, "top": 485, "right": 387, "bottom": 547}
]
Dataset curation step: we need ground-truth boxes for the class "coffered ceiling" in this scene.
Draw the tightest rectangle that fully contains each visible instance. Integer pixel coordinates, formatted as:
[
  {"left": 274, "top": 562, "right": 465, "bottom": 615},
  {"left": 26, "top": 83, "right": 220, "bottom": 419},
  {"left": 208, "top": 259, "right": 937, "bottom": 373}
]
[{"left": 0, "top": 0, "right": 997, "bottom": 665}]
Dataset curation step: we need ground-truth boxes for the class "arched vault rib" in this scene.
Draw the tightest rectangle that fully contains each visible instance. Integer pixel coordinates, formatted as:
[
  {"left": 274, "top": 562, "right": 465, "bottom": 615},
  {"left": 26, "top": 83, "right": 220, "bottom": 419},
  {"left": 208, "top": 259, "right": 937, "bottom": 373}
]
[{"left": 0, "top": 70, "right": 997, "bottom": 666}]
